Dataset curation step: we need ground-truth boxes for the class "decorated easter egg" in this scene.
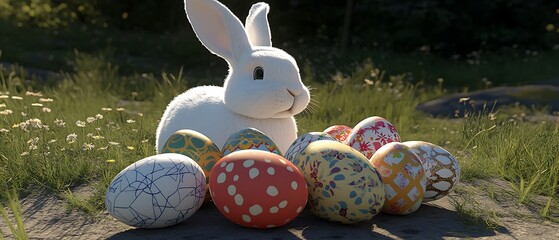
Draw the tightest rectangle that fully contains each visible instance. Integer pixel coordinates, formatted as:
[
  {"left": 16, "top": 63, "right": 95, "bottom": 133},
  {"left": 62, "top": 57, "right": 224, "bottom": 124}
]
[
  {"left": 284, "top": 132, "right": 337, "bottom": 166},
  {"left": 295, "top": 140, "right": 385, "bottom": 224},
  {"left": 370, "top": 142, "right": 427, "bottom": 215},
  {"left": 403, "top": 141, "right": 460, "bottom": 202},
  {"left": 323, "top": 125, "right": 352, "bottom": 142},
  {"left": 209, "top": 150, "right": 307, "bottom": 228},
  {"left": 161, "top": 129, "right": 222, "bottom": 201},
  {"left": 105, "top": 153, "right": 206, "bottom": 228},
  {"left": 344, "top": 116, "right": 401, "bottom": 159},
  {"left": 222, "top": 128, "right": 281, "bottom": 156}
]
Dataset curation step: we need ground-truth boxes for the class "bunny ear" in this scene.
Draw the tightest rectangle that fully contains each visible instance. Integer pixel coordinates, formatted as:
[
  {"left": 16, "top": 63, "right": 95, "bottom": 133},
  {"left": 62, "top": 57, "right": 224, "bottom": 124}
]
[
  {"left": 245, "top": 2, "right": 272, "bottom": 47},
  {"left": 184, "top": 0, "right": 252, "bottom": 63}
]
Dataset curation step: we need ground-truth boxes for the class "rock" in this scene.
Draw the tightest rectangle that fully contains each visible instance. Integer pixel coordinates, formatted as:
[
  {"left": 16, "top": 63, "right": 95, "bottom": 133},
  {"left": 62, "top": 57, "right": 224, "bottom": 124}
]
[
  {"left": 536, "top": 78, "right": 559, "bottom": 86},
  {"left": 0, "top": 62, "right": 61, "bottom": 81},
  {"left": 416, "top": 85, "right": 559, "bottom": 117}
]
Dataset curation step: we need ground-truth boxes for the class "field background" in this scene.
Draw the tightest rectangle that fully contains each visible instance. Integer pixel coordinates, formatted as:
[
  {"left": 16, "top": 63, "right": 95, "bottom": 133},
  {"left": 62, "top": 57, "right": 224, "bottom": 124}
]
[{"left": 1, "top": 0, "right": 559, "bottom": 238}]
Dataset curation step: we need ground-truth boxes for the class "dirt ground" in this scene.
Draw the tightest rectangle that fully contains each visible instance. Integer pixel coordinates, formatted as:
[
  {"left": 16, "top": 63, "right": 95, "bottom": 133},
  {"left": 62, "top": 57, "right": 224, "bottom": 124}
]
[{"left": 1, "top": 180, "right": 558, "bottom": 240}]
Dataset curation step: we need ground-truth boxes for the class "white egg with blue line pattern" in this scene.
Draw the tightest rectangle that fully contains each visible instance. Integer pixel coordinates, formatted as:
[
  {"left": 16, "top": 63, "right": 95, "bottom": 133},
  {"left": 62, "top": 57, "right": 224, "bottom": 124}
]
[{"left": 105, "top": 153, "right": 206, "bottom": 228}]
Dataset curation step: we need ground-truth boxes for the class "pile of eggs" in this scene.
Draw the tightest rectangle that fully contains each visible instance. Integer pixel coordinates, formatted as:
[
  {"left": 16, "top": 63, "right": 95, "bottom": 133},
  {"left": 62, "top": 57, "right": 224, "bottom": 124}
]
[{"left": 105, "top": 116, "right": 460, "bottom": 229}]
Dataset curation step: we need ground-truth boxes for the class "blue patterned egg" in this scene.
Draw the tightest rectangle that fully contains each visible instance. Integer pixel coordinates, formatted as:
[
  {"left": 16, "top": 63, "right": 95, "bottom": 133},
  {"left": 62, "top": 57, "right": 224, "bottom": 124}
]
[
  {"left": 105, "top": 153, "right": 206, "bottom": 228},
  {"left": 221, "top": 128, "right": 281, "bottom": 156},
  {"left": 295, "top": 140, "right": 385, "bottom": 224},
  {"left": 284, "top": 132, "right": 337, "bottom": 166}
]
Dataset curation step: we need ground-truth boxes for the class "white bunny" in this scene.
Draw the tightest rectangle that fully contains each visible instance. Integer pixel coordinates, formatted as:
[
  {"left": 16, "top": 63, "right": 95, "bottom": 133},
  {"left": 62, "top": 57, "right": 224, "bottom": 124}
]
[{"left": 156, "top": 0, "right": 310, "bottom": 154}]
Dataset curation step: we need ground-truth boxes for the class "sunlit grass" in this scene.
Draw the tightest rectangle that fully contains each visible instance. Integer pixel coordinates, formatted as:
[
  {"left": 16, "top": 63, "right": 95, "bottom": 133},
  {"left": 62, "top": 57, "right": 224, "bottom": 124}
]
[
  {"left": 459, "top": 109, "right": 559, "bottom": 196},
  {"left": 0, "top": 56, "right": 188, "bottom": 209},
  {"left": 0, "top": 87, "right": 153, "bottom": 192}
]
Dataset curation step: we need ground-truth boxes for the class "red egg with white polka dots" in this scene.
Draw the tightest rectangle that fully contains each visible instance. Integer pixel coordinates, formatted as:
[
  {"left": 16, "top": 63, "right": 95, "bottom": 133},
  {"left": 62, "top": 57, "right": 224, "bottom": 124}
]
[{"left": 209, "top": 150, "right": 308, "bottom": 228}]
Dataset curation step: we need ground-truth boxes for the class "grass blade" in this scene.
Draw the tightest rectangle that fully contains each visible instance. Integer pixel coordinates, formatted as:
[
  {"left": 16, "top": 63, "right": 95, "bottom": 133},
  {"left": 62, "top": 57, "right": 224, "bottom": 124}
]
[{"left": 0, "top": 190, "right": 28, "bottom": 240}]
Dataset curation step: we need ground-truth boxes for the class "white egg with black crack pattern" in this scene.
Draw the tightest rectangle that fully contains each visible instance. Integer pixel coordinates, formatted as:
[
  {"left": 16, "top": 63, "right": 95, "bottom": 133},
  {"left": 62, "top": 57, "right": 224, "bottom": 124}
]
[{"left": 105, "top": 153, "right": 206, "bottom": 228}]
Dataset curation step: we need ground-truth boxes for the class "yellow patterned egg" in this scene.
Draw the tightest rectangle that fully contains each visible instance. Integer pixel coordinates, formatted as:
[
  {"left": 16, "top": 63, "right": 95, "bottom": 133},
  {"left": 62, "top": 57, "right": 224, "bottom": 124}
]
[
  {"left": 295, "top": 140, "right": 385, "bottom": 224},
  {"left": 161, "top": 129, "right": 222, "bottom": 202},
  {"left": 403, "top": 141, "right": 460, "bottom": 202},
  {"left": 370, "top": 142, "right": 427, "bottom": 215},
  {"left": 222, "top": 128, "right": 281, "bottom": 156}
]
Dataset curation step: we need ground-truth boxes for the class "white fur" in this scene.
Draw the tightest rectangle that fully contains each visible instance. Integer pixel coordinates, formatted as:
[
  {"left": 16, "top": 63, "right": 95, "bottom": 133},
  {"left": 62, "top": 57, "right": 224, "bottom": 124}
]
[
  {"left": 156, "top": 0, "right": 310, "bottom": 154},
  {"left": 245, "top": 2, "right": 272, "bottom": 47}
]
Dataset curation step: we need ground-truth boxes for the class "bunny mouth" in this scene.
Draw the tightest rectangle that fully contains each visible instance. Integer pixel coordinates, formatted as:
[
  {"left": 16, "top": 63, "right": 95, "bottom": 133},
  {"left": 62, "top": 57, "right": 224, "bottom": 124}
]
[
  {"left": 286, "top": 89, "right": 296, "bottom": 97},
  {"left": 274, "top": 107, "right": 295, "bottom": 118},
  {"left": 272, "top": 89, "right": 308, "bottom": 118}
]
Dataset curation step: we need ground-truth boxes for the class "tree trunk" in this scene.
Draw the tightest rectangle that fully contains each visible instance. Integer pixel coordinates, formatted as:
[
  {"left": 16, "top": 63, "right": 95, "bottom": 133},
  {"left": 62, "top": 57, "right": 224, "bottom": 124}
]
[{"left": 340, "top": 0, "right": 354, "bottom": 55}]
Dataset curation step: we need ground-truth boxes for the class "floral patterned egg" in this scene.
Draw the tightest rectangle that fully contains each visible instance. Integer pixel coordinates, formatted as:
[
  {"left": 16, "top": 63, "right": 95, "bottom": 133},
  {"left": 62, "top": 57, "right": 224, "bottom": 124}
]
[
  {"left": 323, "top": 125, "right": 352, "bottom": 142},
  {"left": 161, "top": 129, "right": 222, "bottom": 202},
  {"left": 403, "top": 141, "right": 460, "bottom": 202},
  {"left": 106, "top": 153, "right": 206, "bottom": 228},
  {"left": 209, "top": 150, "right": 308, "bottom": 228},
  {"left": 221, "top": 128, "right": 281, "bottom": 156},
  {"left": 284, "top": 132, "right": 337, "bottom": 167},
  {"left": 295, "top": 140, "right": 385, "bottom": 224},
  {"left": 370, "top": 142, "right": 427, "bottom": 215},
  {"left": 344, "top": 116, "right": 401, "bottom": 159}
]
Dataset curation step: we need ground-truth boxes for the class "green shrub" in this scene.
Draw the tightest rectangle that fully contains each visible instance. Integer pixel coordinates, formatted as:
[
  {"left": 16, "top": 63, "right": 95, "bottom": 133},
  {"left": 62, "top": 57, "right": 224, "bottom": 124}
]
[{"left": 0, "top": 0, "right": 102, "bottom": 28}]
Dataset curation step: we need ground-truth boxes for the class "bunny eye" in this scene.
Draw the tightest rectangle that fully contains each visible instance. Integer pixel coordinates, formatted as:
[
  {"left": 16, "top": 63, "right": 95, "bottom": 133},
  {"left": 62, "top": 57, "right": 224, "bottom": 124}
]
[{"left": 253, "top": 66, "right": 264, "bottom": 80}]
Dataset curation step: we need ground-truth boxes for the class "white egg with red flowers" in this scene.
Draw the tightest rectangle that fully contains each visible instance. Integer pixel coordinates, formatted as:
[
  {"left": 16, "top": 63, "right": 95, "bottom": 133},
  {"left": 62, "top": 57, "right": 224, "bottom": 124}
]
[{"left": 344, "top": 116, "right": 401, "bottom": 159}]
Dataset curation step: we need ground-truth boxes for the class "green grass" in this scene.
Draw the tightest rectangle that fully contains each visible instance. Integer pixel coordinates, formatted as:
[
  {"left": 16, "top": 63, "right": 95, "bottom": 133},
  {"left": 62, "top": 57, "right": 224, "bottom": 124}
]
[
  {"left": 62, "top": 189, "right": 98, "bottom": 215},
  {"left": 299, "top": 60, "right": 444, "bottom": 134},
  {"left": 0, "top": 52, "right": 558, "bottom": 227},
  {"left": 460, "top": 110, "right": 559, "bottom": 200},
  {"left": 0, "top": 190, "right": 28, "bottom": 240},
  {"left": 448, "top": 185, "right": 502, "bottom": 230},
  {"left": 0, "top": 55, "right": 188, "bottom": 203}
]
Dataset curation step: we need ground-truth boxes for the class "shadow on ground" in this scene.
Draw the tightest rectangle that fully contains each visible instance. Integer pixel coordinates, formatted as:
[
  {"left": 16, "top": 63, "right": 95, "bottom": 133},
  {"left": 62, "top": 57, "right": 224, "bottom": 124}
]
[{"left": 107, "top": 203, "right": 508, "bottom": 240}]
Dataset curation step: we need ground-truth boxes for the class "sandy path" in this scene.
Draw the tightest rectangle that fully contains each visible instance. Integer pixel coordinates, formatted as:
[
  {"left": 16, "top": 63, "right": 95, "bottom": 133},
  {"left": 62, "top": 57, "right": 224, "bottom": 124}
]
[{"left": 1, "top": 183, "right": 558, "bottom": 240}]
